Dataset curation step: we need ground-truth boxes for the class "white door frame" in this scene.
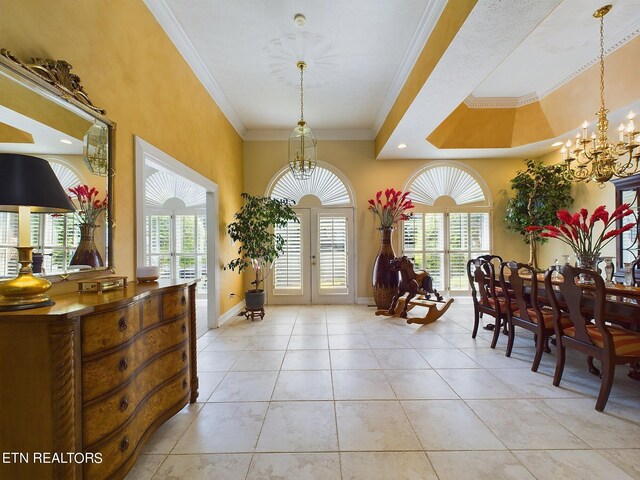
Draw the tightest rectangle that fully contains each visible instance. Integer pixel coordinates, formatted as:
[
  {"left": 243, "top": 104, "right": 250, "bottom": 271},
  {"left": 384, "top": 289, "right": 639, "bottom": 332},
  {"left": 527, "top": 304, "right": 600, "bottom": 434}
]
[{"left": 134, "top": 136, "right": 220, "bottom": 329}]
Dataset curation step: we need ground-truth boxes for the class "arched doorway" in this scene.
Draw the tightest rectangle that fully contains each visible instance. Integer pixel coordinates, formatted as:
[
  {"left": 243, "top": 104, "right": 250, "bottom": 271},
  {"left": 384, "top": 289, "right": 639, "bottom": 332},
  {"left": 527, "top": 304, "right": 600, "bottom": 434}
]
[
  {"left": 266, "top": 164, "right": 355, "bottom": 304},
  {"left": 402, "top": 162, "right": 492, "bottom": 294}
]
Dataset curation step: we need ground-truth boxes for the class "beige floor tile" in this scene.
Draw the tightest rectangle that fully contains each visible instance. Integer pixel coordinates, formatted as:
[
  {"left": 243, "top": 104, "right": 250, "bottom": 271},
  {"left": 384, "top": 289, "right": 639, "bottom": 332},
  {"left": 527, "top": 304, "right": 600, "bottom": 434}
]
[
  {"left": 151, "top": 454, "right": 252, "bottom": 480},
  {"left": 281, "top": 349, "right": 331, "bottom": 370},
  {"left": 328, "top": 334, "right": 370, "bottom": 349},
  {"left": 172, "top": 402, "right": 267, "bottom": 454},
  {"left": 438, "top": 333, "right": 491, "bottom": 348},
  {"left": 460, "top": 347, "right": 533, "bottom": 369},
  {"left": 287, "top": 335, "right": 329, "bottom": 349},
  {"left": 424, "top": 322, "right": 471, "bottom": 334},
  {"left": 428, "top": 451, "right": 534, "bottom": 480},
  {"left": 416, "top": 348, "right": 481, "bottom": 368},
  {"left": 466, "top": 399, "right": 587, "bottom": 450},
  {"left": 530, "top": 398, "right": 640, "bottom": 448},
  {"left": 246, "top": 335, "right": 291, "bottom": 351},
  {"left": 257, "top": 324, "right": 294, "bottom": 335},
  {"left": 327, "top": 324, "right": 363, "bottom": 334},
  {"left": 486, "top": 368, "right": 583, "bottom": 399},
  {"left": 256, "top": 401, "right": 338, "bottom": 452},
  {"left": 365, "top": 334, "right": 412, "bottom": 349},
  {"left": 436, "top": 368, "right": 521, "bottom": 399},
  {"left": 406, "top": 334, "right": 454, "bottom": 349},
  {"left": 333, "top": 370, "right": 396, "bottom": 400},
  {"left": 124, "top": 454, "right": 166, "bottom": 480},
  {"left": 330, "top": 349, "right": 380, "bottom": 370},
  {"left": 373, "top": 348, "right": 431, "bottom": 369},
  {"left": 202, "top": 337, "right": 251, "bottom": 351},
  {"left": 336, "top": 401, "right": 422, "bottom": 451},
  {"left": 401, "top": 400, "right": 505, "bottom": 451},
  {"left": 143, "top": 403, "right": 203, "bottom": 454},
  {"left": 514, "top": 450, "right": 635, "bottom": 480},
  {"left": 597, "top": 449, "right": 640, "bottom": 479},
  {"left": 246, "top": 453, "right": 340, "bottom": 480},
  {"left": 194, "top": 372, "right": 227, "bottom": 402},
  {"left": 230, "top": 350, "right": 285, "bottom": 371},
  {"left": 292, "top": 324, "right": 328, "bottom": 335},
  {"left": 385, "top": 370, "right": 458, "bottom": 399},
  {"left": 208, "top": 371, "right": 278, "bottom": 402},
  {"left": 341, "top": 452, "right": 437, "bottom": 480},
  {"left": 196, "top": 351, "right": 242, "bottom": 372},
  {"left": 272, "top": 370, "right": 334, "bottom": 400}
]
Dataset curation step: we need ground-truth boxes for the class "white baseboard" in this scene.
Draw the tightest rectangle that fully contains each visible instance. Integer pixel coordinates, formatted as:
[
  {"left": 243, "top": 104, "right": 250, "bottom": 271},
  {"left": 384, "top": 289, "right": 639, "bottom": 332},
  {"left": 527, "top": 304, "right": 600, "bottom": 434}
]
[
  {"left": 218, "top": 300, "right": 245, "bottom": 326},
  {"left": 356, "top": 297, "right": 375, "bottom": 305}
]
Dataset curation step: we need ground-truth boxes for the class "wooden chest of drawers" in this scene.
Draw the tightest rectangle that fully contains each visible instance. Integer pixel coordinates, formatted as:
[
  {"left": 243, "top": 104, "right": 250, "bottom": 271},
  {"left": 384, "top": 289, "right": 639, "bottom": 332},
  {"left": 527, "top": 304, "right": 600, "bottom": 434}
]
[{"left": 0, "top": 280, "right": 199, "bottom": 480}]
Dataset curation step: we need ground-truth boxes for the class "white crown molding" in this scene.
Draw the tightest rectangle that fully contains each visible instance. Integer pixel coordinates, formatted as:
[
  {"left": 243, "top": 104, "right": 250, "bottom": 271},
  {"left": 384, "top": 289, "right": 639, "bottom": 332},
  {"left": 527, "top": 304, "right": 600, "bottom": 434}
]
[
  {"left": 244, "top": 128, "right": 375, "bottom": 141},
  {"left": 371, "top": 0, "right": 447, "bottom": 134},
  {"left": 537, "top": 22, "right": 640, "bottom": 100},
  {"left": 464, "top": 92, "right": 539, "bottom": 109},
  {"left": 143, "top": 0, "right": 247, "bottom": 138}
]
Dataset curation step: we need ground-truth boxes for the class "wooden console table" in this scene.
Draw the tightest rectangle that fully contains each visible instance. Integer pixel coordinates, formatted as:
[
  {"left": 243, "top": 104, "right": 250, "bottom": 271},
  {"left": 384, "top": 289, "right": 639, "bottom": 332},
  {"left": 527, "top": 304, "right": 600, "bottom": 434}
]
[{"left": 0, "top": 279, "right": 199, "bottom": 480}]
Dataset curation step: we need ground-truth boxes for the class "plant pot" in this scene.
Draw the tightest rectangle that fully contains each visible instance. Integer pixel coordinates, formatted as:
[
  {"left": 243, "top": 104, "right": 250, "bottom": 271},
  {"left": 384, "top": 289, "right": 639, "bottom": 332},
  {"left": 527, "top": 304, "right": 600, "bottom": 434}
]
[
  {"left": 372, "top": 227, "right": 397, "bottom": 309},
  {"left": 245, "top": 290, "right": 266, "bottom": 311}
]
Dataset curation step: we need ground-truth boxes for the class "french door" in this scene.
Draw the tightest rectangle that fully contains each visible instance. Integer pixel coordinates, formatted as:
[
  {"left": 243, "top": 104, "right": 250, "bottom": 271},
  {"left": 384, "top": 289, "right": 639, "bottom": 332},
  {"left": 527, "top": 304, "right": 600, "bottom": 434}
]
[
  {"left": 403, "top": 211, "right": 491, "bottom": 294},
  {"left": 270, "top": 208, "right": 354, "bottom": 304},
  {"left": 145, "top": 210, "right": 207, "bottom": 294}
]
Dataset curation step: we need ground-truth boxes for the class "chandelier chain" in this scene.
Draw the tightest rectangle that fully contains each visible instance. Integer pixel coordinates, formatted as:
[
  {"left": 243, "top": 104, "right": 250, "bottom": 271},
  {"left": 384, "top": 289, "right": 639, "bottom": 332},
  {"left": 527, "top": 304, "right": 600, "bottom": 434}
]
[
  {"left": 300, "top": 63, "right": 304, "bottom": 122},
  {"left": 599, "top": 13, "right": 605, "bottom": 113}
]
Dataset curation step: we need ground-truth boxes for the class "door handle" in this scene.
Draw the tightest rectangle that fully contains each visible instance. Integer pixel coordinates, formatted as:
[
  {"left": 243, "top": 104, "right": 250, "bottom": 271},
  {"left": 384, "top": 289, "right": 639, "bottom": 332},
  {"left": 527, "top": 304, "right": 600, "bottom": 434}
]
[{"left": 311, "top": 255, "right": 317, "bottom": 266}]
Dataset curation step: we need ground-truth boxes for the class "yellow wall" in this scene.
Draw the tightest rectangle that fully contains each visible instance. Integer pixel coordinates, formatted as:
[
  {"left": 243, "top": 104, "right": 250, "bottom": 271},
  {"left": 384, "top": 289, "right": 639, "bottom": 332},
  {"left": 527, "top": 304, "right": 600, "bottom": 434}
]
[
  {"left": 0, "top": 0, "right": 245, "bottom": 314},
  {"left": 244, "top": 140, "right": 530, "bottom": 298}
]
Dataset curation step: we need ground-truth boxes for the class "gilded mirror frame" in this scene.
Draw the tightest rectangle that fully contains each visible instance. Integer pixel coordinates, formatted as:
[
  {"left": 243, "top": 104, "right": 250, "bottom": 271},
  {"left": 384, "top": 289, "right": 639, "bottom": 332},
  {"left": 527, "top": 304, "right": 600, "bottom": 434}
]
[{"left": 0, "top": 49, "right": 115, "bottom": 282}]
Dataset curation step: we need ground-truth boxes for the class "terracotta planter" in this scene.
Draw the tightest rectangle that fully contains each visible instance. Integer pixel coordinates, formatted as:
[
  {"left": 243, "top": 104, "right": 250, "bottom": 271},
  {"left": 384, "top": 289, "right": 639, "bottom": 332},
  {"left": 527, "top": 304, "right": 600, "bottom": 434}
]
[
  {"left": 372, "top": 227, "right": 397, "bottom": 309},
  {"left": 70, "top": 223, "right": 104, "bottom": 268}
]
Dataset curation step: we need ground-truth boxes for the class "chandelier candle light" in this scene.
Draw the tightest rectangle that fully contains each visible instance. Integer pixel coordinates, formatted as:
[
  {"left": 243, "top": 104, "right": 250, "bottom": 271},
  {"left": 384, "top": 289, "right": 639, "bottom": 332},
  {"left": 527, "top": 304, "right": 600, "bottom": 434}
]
[
  {"left": 288, "top": 60, "right": 317, "bottom": 180},
  {"left": 559, "top": 5, "right": 640, "bottom": 185}
]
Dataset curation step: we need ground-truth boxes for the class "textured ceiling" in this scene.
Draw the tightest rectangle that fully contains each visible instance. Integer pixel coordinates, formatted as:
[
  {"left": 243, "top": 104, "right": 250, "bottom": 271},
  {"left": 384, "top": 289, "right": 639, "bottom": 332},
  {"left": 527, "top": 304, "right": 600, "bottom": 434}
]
[{"left": 145, "top": 0, "right": 640, "bottom": 160}]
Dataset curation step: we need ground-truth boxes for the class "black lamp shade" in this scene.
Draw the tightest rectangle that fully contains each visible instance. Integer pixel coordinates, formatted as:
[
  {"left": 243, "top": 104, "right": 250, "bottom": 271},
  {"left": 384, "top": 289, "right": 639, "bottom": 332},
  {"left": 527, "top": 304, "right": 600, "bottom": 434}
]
[{"left": 0, "top": 153, "right": 75, "bottom": 213}]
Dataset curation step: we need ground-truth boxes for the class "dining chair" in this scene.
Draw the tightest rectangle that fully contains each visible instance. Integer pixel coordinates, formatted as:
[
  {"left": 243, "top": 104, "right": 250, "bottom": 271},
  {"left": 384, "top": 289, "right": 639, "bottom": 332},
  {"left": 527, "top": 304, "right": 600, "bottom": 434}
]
[
  {"left": 545, "top": 264, "right": 640, "bottom": 411},
  {"left": 467, "top": 254, "right": 507, "bottom": 339},
  {"left": 500, "top": 262, "right": 571, "bottom": 372},
  {"left": 631, "top": 257, "right": 640, "bottom": 286},
  {"left": 472, "top": 259, "right": 516, "bottom": 348}
]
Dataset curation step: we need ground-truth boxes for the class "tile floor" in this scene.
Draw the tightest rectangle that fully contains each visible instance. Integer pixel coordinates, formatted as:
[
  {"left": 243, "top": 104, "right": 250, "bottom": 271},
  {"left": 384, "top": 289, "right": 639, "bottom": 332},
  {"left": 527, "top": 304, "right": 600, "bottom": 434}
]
[{"left": 126, "top": 301, "right": 640, "bottom": 480}]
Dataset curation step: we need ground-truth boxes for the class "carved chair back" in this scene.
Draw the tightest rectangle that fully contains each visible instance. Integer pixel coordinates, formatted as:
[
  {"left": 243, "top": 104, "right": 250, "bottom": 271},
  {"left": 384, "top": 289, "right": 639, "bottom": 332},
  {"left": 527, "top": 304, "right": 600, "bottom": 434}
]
[{"left": 500, "top": 261, "right": 539, "bottom": 323}]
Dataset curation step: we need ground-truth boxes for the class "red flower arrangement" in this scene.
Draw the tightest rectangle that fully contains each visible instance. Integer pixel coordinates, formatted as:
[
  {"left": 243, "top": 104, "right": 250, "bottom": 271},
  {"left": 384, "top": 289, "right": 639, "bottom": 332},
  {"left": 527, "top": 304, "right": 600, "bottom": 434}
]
[
  {"left": 67, "top": 184, "right": 108, "bottom": 227},
  {"left": 532, "top": 204, "right": 636, "bottom": 261},
  {"left": 368, "top": 188, "right": 415, "bottom": 228}
]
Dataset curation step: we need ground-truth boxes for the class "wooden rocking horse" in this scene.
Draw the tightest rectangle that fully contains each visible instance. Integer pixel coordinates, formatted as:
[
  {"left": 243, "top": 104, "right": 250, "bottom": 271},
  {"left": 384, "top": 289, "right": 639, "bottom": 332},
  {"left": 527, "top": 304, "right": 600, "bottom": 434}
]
[{"left": 375, "top": 256, "right": 454, "bottom": 324}]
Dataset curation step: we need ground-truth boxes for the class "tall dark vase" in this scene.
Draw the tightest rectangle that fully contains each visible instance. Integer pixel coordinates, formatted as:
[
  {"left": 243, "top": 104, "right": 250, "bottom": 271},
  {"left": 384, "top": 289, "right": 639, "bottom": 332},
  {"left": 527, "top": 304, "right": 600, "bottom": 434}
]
[
  {"left": 372, "top": 227, "right": 397, "bottom": 309},
  {"left": 70, "top": 223, "right": 104, "bottom": 268}
]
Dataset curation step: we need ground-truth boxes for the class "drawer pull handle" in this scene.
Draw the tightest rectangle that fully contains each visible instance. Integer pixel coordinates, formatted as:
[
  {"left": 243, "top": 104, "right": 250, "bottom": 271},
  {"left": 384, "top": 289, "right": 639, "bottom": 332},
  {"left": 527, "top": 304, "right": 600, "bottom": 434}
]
[
  {"left": 182, "top": 351, "right": 187, "bottom": 362},
  {"left": 118, "top": 316, "right": 128, "bottom": 332},
  {"left": 119, "top": 358, "right": 128, "bottom": 372},
  {"left": 119, "top": 397, "right": 129, "bottom": 412},
  {"left": 181, "top": 323, "right": 187, "bottom": 334},
  {"left": 120, "top": 436, "right": 129, "bottom": 452},
  {"left": 182, "top": 379, "right": 188, "bottom": 390},
  {"left": 181, "top": 296, "right": 186, "bottom": 306}
]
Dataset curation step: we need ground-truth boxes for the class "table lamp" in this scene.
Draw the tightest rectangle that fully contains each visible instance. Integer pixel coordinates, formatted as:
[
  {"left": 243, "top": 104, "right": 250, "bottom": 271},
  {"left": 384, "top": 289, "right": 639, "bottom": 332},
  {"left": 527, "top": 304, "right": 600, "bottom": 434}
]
[{"left": 0, "top": 154, "right": 75, "bottom": 311}]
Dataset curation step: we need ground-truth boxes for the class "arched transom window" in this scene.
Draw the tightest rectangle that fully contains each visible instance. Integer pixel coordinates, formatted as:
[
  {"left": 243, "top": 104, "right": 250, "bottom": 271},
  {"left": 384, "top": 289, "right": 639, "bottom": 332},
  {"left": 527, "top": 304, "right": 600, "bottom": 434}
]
[
  {"left": 403, "top": 164, "right": 491, "bottom": 293},
  {"left": 270, "top": 166, "right": 352, "bottom": 206}
]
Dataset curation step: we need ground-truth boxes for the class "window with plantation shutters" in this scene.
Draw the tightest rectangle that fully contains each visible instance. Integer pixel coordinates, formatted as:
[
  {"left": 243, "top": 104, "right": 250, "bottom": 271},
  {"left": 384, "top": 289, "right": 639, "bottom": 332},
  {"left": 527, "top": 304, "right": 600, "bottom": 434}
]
[
  {"left": 318, "top": 215, "right": 348, "bottom": 292},
  {"left": 403, "top": 164, "right": 491, "bottom": 293},
  {"left": 273, "top": 218, "right": 303, "bottom": 293}
]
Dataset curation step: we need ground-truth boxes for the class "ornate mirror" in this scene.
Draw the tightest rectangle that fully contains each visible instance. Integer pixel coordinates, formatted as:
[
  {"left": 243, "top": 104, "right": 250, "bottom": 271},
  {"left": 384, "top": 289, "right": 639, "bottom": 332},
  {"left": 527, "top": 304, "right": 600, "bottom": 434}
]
[{"left": 0, "top": 49, "right": 114, "bottom": 281}]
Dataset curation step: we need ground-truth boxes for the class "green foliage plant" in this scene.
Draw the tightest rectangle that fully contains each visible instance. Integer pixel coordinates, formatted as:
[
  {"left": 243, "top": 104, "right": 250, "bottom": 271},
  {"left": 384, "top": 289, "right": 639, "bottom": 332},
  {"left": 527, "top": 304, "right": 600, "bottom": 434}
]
[
  {"left": 504, "top": 159, "right": 573, "bottom": 268},
  {"left": 225, "top": 193, "right": 299, "bottom": 292}
]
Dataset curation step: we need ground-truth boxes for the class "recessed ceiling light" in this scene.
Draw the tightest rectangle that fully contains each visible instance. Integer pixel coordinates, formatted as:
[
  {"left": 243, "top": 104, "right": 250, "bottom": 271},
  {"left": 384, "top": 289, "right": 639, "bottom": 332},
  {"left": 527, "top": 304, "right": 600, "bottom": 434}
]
[
  {"left": 397, "top": 143, "right": 407, "bottom": 149},
  {"left": 550, "top": 141, "right": 563, "bottom": 147},
  {"left": 60, "top": 139, "right": 73, "bottom": 145},
  {"left": 293, "top": 13, "right": 306, "bottom": 27}
]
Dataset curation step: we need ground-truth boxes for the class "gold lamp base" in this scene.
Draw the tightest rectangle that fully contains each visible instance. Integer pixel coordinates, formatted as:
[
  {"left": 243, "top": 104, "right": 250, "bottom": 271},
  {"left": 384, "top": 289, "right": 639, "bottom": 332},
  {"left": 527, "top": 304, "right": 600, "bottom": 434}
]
[{"left": 0, "top": 247, "right": 54, "bottom": 311}]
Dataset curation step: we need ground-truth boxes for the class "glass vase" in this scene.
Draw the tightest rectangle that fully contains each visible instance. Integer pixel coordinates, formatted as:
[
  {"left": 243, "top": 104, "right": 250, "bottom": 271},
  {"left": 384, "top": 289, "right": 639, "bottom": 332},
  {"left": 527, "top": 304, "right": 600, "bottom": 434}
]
[
  {"left": 575, "top": 252, "right": 600, "bottom": 284},
  {"left": 602, "top": 257, "right": 615, "bottom": 286}
]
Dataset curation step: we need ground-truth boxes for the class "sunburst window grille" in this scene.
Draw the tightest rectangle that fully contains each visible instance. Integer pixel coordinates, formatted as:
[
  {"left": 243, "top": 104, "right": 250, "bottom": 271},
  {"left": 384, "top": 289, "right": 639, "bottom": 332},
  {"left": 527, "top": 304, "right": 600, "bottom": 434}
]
[
  {"left": 145, "top": 170, "right": 206, "bottom": 208},
  {"left": 51, "top": 162, "right": 81, "bottom": 190},
  {"left": 271, "top": 167, "right": 352, "bottom": 206},
  {"left": 408, "top": 166, "right": 486, "bottom": 206}
]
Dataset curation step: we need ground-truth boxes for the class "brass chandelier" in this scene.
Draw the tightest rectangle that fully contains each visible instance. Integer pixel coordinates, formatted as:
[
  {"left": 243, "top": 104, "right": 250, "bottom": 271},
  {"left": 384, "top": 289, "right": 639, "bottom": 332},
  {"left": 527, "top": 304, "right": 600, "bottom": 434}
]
[
  {"left": 559, "top": 4, "right": 639, "bottom": 184},
  {"left": 288, "top": 61, "right": 317, "bottom": 180}
]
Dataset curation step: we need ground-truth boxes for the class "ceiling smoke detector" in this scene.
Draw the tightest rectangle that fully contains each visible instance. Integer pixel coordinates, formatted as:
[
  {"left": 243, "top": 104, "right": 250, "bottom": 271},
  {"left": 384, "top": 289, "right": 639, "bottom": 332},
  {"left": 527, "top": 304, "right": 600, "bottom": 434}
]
[{"left": 293, "top": 13, "right": 306, "bottom": 27}]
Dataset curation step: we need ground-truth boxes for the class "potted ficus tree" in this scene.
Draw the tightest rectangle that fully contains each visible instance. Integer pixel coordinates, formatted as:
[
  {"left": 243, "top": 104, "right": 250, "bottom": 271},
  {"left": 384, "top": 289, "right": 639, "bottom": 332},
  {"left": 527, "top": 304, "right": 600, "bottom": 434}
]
[
  {"left": 504, "top": 159, "right": 573, "bottom": 269},
  {"left": 225, "top": 193, "right": 298, "bottom": 312}
]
